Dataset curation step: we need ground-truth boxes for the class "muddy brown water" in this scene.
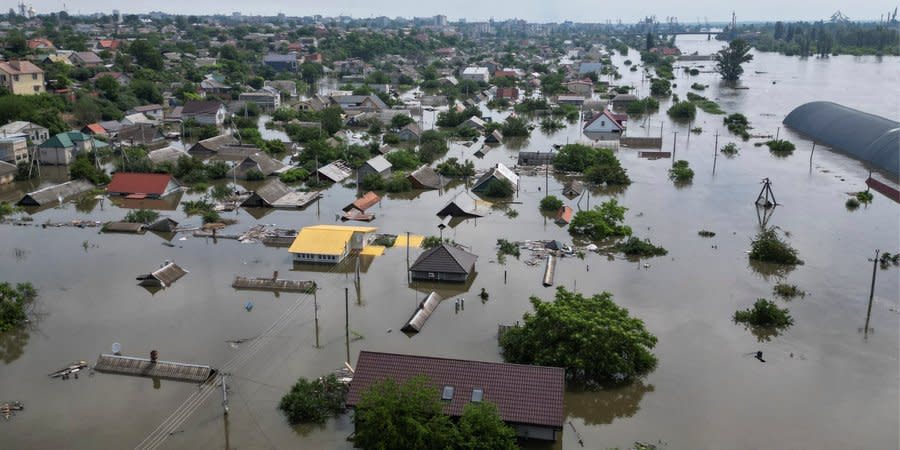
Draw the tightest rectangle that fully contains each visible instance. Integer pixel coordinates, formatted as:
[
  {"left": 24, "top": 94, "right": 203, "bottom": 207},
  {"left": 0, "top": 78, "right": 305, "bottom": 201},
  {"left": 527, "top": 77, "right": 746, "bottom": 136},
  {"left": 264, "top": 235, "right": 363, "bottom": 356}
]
[{"left": 1, "top": 35, "right": 898, "bottom": 449}]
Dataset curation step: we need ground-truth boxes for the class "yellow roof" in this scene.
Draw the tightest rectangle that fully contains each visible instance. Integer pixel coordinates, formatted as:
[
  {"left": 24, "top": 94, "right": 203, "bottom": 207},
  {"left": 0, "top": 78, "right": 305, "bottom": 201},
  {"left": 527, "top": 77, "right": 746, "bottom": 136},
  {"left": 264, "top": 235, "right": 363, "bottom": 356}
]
[
  {"left": 359, "top": 245, "right": 386, "bottom": 256},
  {"left": 394, "top": 234, "right": 424, "bottom": 248},
  {"left": 288, "top": 225, "right": 377, "bottom": 255}
]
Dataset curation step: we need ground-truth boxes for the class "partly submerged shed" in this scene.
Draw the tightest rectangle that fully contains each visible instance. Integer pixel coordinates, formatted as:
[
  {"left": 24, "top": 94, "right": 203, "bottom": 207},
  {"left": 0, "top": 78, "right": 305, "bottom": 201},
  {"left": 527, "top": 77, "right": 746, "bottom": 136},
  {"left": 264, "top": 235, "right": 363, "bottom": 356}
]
[
  {"left": 436, "top": 191, "right": 490, "bottom": 218},
  {"left": 241, "top": 179, "right": 291, "bottom": 207},
  {"left": 316, "top": 159, "right": 353, "bottom": 183},
  {"left": 472, "top": 163, "right": 519, "bottom": 193},
  {"left": 409, "top": 244, "right": 477, "bottom": 282},
  {"left": 401, "top": 291, "right": 442, "bottom": 333},
  {"left": 17, "top": 180, "right": 95, "bottom": 207},
  {"left": 783, "top": 101, "right": 899, "bottom": 177},
  {"left": 136, "top": 261, "right": 188, "bottom": 288}
]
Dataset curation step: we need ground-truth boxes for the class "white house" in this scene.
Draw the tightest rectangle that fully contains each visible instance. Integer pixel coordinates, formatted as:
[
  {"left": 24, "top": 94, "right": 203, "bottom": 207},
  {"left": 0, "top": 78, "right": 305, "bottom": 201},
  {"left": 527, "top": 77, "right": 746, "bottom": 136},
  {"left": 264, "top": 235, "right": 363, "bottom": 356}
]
[
  {"left": 461, "top": 67, "right": 490, "bottom": 83},
  {"left": 181, "top": 101, "right": 227, "bottom": 126},
  {"left": 583, "top": 110, "right": 626, "bottom": 134}
]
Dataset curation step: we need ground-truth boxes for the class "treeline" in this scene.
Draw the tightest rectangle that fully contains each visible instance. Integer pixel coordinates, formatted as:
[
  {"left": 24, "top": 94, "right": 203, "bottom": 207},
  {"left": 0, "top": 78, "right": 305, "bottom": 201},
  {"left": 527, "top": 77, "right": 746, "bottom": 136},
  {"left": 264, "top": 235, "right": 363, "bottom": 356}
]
[{"left": 737, "top": 21, "right": 899, "bottom": 56}]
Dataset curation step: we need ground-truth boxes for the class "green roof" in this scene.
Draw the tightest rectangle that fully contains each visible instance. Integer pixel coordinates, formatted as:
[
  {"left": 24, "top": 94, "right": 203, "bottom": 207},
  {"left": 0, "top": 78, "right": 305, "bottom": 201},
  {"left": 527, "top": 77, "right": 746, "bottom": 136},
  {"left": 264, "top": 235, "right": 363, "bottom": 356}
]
[{"left": 39, "top": 131, "right": 106, "bottom": 149}]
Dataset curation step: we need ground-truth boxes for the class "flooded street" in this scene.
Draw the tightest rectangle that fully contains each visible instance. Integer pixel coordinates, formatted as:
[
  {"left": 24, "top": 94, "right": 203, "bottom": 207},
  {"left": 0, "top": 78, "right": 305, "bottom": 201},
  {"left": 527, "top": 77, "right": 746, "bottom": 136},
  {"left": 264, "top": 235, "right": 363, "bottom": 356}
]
[{"left": 1, "top": 35, "right": 898, "bottom": 449}]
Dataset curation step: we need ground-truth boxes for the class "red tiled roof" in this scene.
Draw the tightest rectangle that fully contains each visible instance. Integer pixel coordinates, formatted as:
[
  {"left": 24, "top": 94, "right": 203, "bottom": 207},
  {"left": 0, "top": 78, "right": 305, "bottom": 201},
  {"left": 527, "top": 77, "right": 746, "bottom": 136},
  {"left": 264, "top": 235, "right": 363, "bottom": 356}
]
[
  {"left": 84, "top": 123, "right": 107, "bottom": 135},
  {"left": 0, "top": 61, "right": 43, "bottom": 75},
  {"left": 98, "top": 39, "right": 121, "bottom": 49},
  {"left": 555, "top": 206, "right": 573, "bottom": 224},
  {"left": 107, "top": 173, "right": 174, "bottom": 196},
  {"left": 496, "top": 87, "right": 519, "bottom": 99},
  {"left": 348, "top": 191, "right": 380, "bottom": 212},
  {"left": 346, "top": 351, "right": 565, "bottom": 429}
]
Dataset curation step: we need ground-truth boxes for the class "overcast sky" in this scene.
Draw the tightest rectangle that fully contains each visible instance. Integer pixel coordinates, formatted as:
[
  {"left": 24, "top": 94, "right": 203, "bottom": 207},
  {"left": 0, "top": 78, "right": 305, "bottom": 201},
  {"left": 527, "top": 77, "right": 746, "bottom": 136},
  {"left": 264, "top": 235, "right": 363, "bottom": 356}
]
[{"left": 29, "top": 1, "right": 895, "bottom": 23}]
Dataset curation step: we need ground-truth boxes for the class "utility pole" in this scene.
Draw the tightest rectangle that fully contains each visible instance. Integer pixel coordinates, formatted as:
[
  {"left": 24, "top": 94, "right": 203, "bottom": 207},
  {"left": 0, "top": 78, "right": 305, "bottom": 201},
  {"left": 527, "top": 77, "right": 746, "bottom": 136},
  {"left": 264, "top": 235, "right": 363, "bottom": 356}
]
[
  {"left": 864, "top": 249, "right": 880, "bottom": 338},
  {"left": 220, "top": 373, "right": 229, "bottom": 415},
  {"left": 809, "top": 142, "right": 816, "bottom": 170}
]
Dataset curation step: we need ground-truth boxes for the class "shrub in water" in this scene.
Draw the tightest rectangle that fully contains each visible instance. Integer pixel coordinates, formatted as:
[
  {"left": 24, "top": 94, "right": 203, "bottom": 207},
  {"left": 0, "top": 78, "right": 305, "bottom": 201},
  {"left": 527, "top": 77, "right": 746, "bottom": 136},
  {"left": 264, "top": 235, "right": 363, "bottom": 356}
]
[
  {"left": 734, "top": 298, "right": 794, "bottom": 328},
  {"left": 749, "top": 228, "right": 803, "bottom": 265}
]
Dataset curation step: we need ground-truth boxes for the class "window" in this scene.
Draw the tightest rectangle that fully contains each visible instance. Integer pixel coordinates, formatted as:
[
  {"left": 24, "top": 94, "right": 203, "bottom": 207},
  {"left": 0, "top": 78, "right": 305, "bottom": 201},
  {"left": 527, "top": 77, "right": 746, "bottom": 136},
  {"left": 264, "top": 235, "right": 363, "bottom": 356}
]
[
  {"left": 428, "top": 272, "right": 436, "bottom": 278},
  {"left": 13, "top": 75, "right": 19, "bottom": 82},
  {"left": 600, "top": 121, "right": 606, "bottom": 126},
  {"left": 471, "top": 389, "right": 483, "bottom": 402},
  {"left": 32, "top": 74, "right": 37, "bottom": 80},
  {"left": 441, "top": 385, "right": 454, "bottom": 400}
]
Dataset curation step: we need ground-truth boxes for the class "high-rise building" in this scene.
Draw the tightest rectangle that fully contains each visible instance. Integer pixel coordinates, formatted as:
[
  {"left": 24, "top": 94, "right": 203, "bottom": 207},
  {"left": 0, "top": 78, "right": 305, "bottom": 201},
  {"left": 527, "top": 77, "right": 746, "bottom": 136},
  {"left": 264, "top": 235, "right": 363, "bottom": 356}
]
[{"left": 434, "top": 15, "right": 448, "bottom": 27}]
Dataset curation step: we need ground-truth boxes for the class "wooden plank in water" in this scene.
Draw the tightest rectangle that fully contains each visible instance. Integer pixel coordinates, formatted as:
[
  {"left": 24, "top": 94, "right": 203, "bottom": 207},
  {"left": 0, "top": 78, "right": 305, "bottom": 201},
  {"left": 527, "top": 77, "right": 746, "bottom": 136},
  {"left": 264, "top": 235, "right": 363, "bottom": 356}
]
[
  {"left": 232, "top": 276, "right": 315, "bottom": 293},
  {"left": 94, "top": 354, "right": 214, "bottom": 383}
]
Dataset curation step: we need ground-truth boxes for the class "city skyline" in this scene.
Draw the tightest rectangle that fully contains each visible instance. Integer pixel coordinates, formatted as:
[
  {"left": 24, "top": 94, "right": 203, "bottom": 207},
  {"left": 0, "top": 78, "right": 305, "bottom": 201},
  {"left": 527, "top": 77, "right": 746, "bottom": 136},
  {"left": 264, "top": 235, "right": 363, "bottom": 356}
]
[{"left": 15, "top": 1, "right": 897, "bottom": 23}]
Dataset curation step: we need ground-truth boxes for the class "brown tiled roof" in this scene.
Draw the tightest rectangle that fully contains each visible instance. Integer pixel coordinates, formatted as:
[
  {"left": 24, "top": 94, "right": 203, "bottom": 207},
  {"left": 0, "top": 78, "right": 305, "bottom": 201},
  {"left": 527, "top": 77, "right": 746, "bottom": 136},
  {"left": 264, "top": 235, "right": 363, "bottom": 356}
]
[
  {"left": 346, "top": 351, "right": 565, "bottom": 429},
  {"left": 182, "top": 100, "right": 224, "bottom": 115}
]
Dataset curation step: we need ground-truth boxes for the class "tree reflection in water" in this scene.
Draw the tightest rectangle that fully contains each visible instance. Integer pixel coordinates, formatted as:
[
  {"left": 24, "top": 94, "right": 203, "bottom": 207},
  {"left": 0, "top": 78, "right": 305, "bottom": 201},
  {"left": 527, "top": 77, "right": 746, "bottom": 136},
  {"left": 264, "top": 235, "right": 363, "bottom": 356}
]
[
  {"left": 565, "top": 381, "right": 655, "bottom": 426},
  {"left": 0, "top": 327, "right": 30, "bottom": 364}
]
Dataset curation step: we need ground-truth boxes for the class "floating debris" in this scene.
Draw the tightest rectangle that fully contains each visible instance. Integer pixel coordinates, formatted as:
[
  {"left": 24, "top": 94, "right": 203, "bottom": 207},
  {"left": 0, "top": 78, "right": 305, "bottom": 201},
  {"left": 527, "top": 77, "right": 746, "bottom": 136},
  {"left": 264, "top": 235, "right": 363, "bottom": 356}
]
[{"left": 48, "top": 361, "right": 88, "bottom": 379}]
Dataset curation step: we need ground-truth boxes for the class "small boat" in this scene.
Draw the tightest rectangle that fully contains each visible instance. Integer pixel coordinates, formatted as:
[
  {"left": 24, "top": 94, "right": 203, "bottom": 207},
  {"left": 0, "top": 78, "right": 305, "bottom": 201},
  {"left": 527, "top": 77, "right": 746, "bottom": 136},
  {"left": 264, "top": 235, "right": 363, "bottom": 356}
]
[{"left": 48, "top": 361, "right": 88, "bottom": 378}]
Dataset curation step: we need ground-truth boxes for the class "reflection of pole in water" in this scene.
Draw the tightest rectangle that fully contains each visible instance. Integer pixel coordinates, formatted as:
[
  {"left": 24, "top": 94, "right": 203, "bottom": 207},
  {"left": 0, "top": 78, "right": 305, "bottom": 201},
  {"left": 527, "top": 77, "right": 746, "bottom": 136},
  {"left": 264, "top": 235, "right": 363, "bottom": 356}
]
[
  {"left": 345, "top": 287, "right": 350, "bottom": 365},
  {"left": 314, "top": 288, "right": 320, "bottom": 349},
  {"left": 713, "top": 132, "right": 719, "bottom": 175},
  {"left": 222, "top": 410, "right": 230, "bottom": 450}
]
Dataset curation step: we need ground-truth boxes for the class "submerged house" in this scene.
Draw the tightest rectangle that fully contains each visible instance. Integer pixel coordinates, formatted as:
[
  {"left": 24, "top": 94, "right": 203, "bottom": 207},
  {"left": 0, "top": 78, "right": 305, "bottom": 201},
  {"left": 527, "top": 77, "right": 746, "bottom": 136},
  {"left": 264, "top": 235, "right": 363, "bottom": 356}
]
[
  {"left": 398, "top": 123, "right": 422, "bottom": 142},
  {"left": 227, "top": 152, "right": 287, "bottom": 179},
  {"left": 136, "top": 261, "right": 188, "bottom": 288},
  {"left": 107, "top": 173, "right": 180, "bottom": 198},
  {"left": 0, "top": 161, "right": 17, "bottom": 185},
  {"left": 357, "top": 155, "right": 392, "bottom": 180},
  {"left": 436, "top": 191, "right": 490, "bottom": 218},
  {"left": 240, "top": 178, "right": 320, "bottom": 209},
  {"left": 409, "top": 244, "right": 477, "bottom": 282},
  {"left": 17, "top": 180, "right": 95, "bottom": 207},
  {"left": 408, "top": 165, "right": 446, "bottom": 190},
  {"left": 288, "top": 225, "right": 377, "bottom": 264},
  {"left": 37, "top": 131, "right": 106, "bottom": 166},
  {"left": 471, "top": 163, "right": 519, "bottom": 194},
  {"left": 583, "top": 109, "right": 625, "bottom": 134},
  {"left": 346, "top": 351, "right": 565, "bottom": 441},
  {"left": 316, "top": 159, "right": 353, "bottom": 183},
  {"left": 562, "top": 180, "right": 584, "bottom": 198}
]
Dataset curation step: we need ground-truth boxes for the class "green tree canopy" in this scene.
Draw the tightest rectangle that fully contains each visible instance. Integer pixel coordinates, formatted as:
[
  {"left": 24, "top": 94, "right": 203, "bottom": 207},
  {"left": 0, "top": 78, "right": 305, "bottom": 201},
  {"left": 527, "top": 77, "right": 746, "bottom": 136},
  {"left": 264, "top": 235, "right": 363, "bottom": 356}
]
[
  {"left": 715, "top": 39, "right": 754, "bottom": 81},
  {"left": 352, "top": 376, "right": 517, "bottom": 450},
  {"left": 500, "top": 287, "right": 658, "bottom": 384},
  {"left": 569, "top": 199, "right": 632, "bottom": 240}
]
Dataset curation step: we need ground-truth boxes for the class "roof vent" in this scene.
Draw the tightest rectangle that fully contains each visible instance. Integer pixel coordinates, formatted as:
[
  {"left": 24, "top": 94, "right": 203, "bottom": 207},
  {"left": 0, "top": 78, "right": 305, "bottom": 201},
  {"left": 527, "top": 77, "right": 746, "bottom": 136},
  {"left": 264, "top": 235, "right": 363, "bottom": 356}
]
[
  {"left": 441, "top": 385, "right": 454, "bottom": 400},
  {"left": 471, "top": 388, "right": 483, "bottom": 402}
]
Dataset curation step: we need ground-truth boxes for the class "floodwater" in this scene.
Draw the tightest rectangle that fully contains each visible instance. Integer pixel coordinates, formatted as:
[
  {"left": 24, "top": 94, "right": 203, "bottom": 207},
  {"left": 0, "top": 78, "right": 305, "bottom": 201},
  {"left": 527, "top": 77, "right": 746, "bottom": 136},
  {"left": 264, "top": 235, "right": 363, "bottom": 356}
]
[{"left": 1, "top": 34, "right": 898, "bottom": 449}]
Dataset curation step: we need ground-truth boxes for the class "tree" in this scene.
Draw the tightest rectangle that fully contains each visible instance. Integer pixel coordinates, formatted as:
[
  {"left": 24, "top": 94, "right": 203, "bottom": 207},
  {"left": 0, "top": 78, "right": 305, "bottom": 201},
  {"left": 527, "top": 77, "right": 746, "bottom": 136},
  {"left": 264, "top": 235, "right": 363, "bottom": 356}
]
[
  {"left": 385, "top": 149, "right": 420, "bottom": 171},
  {"left": 320, "top": 106, "right": 344, "bottom": 135},
  {"left": 128, "top": 39, "right": 164, "bottom": 71},
  {"left": 278, "top": 375, "right": 348, "bottom": 424},
  {"left": 69, "top": 154, "right": 110, "bottom": 185},
  {"left": 714, "top": 39, "right": 754, "bottom": 81},
  {"left": 569, "top": 199, "right": 632, "bottom": 240},
  {"left": 123, "top": 209, "right": 159, "bottom": 224},
  {"left": 456, "top": 403, "right": 517, "bottom": 450},
  {"left": 645, "top": 32, "right": 655, "bottom": 51},
  {"left": 539, "top": 195, "right": 563, "bottom": 211},
  {"left": 95, "top": 75, "right": 120, "bottom": 100},
  {"left": 130, "top": 79, "right": 163, "bottom": 105},
  {"left": 390, "top": 114, "right": 414, "bottom": 129},
  {"left": 0, "top": 282, "right": 37, "bottom": 332},
  {"left": 500, "top": 287, "right": 658, "bottom": 383},
  {"left": 352, "top": 376, "right": 459, "bottom": 450}
]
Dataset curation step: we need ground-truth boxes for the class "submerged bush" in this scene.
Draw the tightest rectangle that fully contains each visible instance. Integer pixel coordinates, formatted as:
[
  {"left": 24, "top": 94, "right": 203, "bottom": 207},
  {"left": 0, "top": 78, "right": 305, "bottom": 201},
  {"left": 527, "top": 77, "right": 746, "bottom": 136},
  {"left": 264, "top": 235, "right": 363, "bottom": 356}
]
[
  {"left": 846, "top": 197, "right": 861, "bottom": 209},
  {"left": 749, "top": 228, "right": 803, "bottom": 265},
  {"left": 698, "top": 230, "right": 716, "bottom": 237},
  {"left": 540, "top": 195, "right": 564, "bottom": 211},
  {"left": 766, "top": 139, "right": 796, "bottom": 156},
  {"left": 773, "top": 283, "right": 806, "bottom": 300},
  {"left": 668, "top": 160, "right": 694, "bottom": 184},
  {"left": 123, "top": 209, "right": 159, "bottom": 224},
  {"left": 666, "top": 101, "right": 696, "bottom": 119},
  {"left": 613, "top": 237, "right": 668, "bottom": 257},
  {"left": 720, "top": 142, "right": 740, "bottom": 157},
  {"left": 734, "top": 298, "right": 794, "bottom": 328},
  {"left": 279, "top": 374, "right": 348, "bottom": 424},
  {"left": 496, "top": 238, "right": 520, "bottom": 258},
  {"left": 855, "top": 191, "right": 874, "bottom": 204}
]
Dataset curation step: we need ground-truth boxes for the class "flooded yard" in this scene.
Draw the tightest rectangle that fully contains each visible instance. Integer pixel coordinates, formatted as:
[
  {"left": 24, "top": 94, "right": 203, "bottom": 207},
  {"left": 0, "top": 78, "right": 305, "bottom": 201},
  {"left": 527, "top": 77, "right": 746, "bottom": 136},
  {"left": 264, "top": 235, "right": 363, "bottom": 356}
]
[{"left": 0, "top": 35, "right": 898, "bottom": 449}]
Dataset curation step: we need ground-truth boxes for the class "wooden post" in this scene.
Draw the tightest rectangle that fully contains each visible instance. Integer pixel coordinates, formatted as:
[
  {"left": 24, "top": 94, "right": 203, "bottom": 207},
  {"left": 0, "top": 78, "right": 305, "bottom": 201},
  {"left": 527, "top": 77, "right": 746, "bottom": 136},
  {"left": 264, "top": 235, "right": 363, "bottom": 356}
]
[
  {"left": 713, "top": 132, "right": 719, "bottom": 175},
  {"left": 775, "top": 126, "right": 780, "bottom": 141},
  {"left": 671, "top": 131, "right": 677, "bottom": 165},
  {"left": 221, "top": 374, "right": 229, "bottom": 415},
  {"left": 504, "top": 270, "right": 507, "bottom": 284},
  {"left": 809, "top": 142, "right": 816, "bottom": 168},
  {"left": 345, "top": 287, "right": 350, "bottom": 364},
  {"left": 544, "top": 164, "right": 549, "bottom": 198},
  {"left": 314, "top": 288, "right": 319, "bottom": 348},
  {"left": 864, "top": 249, "right": 879, "bottom": 337}
]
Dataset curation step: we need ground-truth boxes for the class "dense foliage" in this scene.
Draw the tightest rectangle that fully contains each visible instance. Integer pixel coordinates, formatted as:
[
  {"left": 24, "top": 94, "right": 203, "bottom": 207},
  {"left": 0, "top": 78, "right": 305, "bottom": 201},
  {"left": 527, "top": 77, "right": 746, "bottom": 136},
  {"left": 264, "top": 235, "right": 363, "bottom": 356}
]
[
  {"left": 500, "top": 287, "right": 658, "bottom": 383},
  {"left": 278, "top": 375, "right": 348, "bottom": 424},
  {"left": 0, "top": 282, "right": 37, "bottom": 332},
  {"left": 734, "top": 298, "right": 794, "bottom": 329},
  {"left": 741, "top": 20, "right": 899, "bottom": 56},
  {"left": 613, "top": 237, "right": 668, "bottom": 257},
  {"left": 436, "top": 157, "right": 475, "bottom": 177},
  {"left": 668, "top": 160, "right": 695, "bottom": 184},
  {"left": 569, "top": 199, "right": 632, "bottom": 241},
  {"left": 352, "top": 376, "right": 516, "bottom": 450},
  {"left": 666, "top": 101, "right": 697, "bottom": 120},
  {"left": 554, "top": 144, "right": 630, "bottom": 185},
  {"left": 539, "top": 195, "right": 564, "bottom": 211},
  {"left": 749, "top": 228, "right": 803, "bottom": 265},
  {"left": 123, "top": 209, "right": 160, "bottom": 224}
]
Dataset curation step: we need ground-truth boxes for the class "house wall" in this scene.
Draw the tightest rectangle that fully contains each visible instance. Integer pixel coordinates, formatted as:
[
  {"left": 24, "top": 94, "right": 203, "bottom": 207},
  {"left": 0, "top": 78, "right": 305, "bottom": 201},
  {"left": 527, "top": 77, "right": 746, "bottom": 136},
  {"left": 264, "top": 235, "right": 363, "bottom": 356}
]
[
  {"left": 0, "top": 139, "right": 29, "bottom": 164},
  {"left": 514, "top": 424, "right": 558, "bottom": 441},
  {"left": 38, "top": 147, "right": 74, "bottom": 165},
  {"left": 585, "top": 117, "right": 622, "bottom": 133},
  {"left": 0, "top": 173, "right": 14, "bottom": 185},
  {"left": 0, "top": 71, "right": 44, "bottom": 95},
  {"left": 357, "top": 165, "right": 389, "bottom": 180},
  {"left": 293, "top": 249, "right": 348, "bottom": 264},
  {"left": 410, "top": 271, "right": 468, "bottom": 282}
]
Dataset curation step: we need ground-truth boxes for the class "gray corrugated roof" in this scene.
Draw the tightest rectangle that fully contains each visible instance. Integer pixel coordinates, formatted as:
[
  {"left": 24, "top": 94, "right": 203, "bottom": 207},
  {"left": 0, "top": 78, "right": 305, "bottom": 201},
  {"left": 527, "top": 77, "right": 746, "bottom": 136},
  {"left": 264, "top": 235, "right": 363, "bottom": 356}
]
[
  {"left": 363, "top": 155, "right": 392, "bottom": 173},
  {"left": 437, "top": 191, "right": 488, "bottom": 218},
  {"left": 408, "top": 165, "right": 445, "bottom": 189},
  {"left": 0, "top": 160, "right": 16, "bottom": 177},
  {"left": 317, "top": 159, "right": 353, "bottom": 182},
  {"left": 402, "top": 291, "right": 442, "bottom": 333},
  {"left": 246, "top": 179, "right": 292, "bottom": 205},
  {"left": 18, "top": 180, "right": 95, "bottom": 206},
  {"left": 410, "top": 244, "right": 477, "bottom": 275},
  {"left": 784, "top": 101, "right": 899, "bottom": 177}
]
